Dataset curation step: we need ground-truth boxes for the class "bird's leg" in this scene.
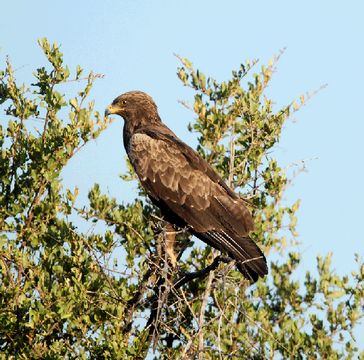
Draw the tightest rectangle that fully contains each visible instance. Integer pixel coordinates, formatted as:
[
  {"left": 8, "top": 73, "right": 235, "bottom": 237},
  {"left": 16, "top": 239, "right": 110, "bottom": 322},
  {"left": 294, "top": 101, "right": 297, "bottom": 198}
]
[{"left": 164, "top": 223, "right": 177, "bottom": 268}]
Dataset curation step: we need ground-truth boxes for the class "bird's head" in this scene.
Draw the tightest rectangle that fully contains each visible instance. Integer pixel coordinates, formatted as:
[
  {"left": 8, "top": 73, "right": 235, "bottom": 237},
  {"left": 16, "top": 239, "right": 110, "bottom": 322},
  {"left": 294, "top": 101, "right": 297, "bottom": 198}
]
[{"left": 105, "top": 91, "right": 159, "bottom": 123}]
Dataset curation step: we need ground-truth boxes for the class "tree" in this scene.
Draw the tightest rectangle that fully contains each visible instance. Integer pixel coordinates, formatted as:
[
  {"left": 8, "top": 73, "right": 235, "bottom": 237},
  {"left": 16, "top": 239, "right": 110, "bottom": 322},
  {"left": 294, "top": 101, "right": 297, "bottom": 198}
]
[{"left": 0, "top": 39, "right": 363, "bottom": 359}]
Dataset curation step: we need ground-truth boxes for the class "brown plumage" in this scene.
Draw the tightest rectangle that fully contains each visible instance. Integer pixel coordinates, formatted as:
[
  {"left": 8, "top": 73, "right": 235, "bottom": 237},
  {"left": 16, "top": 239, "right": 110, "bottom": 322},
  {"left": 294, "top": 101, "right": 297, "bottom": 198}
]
[{"left": 105, "top": 91, "right": 268, "bottom": 282}]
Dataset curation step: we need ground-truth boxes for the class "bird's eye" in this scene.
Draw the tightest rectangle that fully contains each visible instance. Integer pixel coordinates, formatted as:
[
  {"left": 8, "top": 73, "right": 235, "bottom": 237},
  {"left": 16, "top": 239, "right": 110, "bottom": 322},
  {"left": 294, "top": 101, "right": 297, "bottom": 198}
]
[{"left": 122, "top": 100, "right": 127, "bottom": 105}]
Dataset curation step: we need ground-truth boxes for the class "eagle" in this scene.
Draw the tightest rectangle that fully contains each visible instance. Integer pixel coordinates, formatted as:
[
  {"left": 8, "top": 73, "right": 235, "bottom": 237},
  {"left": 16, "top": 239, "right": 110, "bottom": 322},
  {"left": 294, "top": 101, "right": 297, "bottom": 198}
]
[{"left": 105, "top": 91, "right": 267, "bottom": 282}]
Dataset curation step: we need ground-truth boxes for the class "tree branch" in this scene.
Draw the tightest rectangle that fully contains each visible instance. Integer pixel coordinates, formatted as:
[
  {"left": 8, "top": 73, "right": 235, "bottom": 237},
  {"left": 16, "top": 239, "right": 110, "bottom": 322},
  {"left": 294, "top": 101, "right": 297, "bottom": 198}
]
[
  {"left": 173, "top": 255, "right": 232, "bottom": 290},
  {"left": 144, "top": 254, "right": 233, "bottom": 352}
]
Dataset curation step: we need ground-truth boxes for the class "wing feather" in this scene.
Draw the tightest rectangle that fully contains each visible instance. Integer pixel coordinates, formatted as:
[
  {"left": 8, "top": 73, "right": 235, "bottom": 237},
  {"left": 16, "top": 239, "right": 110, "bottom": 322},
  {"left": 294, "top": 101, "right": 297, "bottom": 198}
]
[
  {"left": 129, "top": 132, "right": 212, "bottom": 211},
  {"left": 127, "top": 129, "right": 267, "bottom": 281}
]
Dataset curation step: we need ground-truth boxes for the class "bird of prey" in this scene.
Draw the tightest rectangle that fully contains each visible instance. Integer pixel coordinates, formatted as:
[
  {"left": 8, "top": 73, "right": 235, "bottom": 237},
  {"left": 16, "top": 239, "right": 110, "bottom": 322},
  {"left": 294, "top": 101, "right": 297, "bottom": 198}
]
[{"left": 105, "top": 91, "right": 267, "bottom": 282}]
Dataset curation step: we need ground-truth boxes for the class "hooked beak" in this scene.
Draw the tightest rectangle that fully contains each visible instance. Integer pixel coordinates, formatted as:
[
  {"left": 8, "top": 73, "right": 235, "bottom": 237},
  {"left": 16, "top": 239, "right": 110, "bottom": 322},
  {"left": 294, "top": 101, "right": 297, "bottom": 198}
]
[{"left": 104, "top": 104, "right": 120, "bottom": 117}]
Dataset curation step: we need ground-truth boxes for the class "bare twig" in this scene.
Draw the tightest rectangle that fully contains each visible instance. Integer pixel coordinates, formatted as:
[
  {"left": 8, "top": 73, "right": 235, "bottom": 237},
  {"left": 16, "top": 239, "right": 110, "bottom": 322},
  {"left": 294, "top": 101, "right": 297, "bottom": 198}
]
[
  {"left": 198, "top": 251, "right": 216, "bottom": 360},
  {"left": 173, "top": 255, "right": 232, "bottom": 289},
  {"left": 122, "top": 267, "right": 154, "bottom": 334}
]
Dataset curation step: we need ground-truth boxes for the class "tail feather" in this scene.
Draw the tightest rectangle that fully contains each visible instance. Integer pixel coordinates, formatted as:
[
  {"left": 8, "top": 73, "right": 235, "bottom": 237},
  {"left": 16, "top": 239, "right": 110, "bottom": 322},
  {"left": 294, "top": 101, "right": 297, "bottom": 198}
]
[{"left": 197, "top": 230, "right": 268, "bottom": 283}]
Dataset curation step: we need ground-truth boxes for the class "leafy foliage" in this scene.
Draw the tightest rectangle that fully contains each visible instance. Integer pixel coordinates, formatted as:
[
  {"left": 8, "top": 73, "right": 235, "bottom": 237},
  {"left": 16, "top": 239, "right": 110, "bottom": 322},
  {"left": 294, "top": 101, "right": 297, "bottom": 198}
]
[{"left": 0, "top": 40, "right": 363, "bottom": 359}]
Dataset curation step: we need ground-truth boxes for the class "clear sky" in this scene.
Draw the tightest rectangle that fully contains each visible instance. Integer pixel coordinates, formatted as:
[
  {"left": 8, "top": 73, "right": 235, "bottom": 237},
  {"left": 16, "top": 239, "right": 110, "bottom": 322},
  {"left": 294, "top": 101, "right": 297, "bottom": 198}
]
[{"left": 1, "top": 0, "right": 363, "bottom": 330}]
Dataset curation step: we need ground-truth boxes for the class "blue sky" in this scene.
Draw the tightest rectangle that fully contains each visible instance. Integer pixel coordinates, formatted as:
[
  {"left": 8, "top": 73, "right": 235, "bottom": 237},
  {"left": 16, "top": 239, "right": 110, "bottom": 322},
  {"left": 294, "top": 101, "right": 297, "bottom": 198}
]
[{"left": 1, "top": 0, "right": 363, "bottom": 327}]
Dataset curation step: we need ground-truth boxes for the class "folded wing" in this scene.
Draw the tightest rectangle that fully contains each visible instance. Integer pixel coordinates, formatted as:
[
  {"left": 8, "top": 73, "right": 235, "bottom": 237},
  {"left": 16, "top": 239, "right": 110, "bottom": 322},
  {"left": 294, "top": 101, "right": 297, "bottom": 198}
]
[{"left": 127, "top": 127, "right": 267, "bottom": 281}]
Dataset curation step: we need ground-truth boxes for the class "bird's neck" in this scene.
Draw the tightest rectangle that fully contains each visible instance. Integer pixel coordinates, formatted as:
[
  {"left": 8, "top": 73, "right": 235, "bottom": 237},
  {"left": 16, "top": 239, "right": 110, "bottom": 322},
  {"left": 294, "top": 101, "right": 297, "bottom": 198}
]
[{"left": 123, "top": 113, "right": 161, "bottom": 150}]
